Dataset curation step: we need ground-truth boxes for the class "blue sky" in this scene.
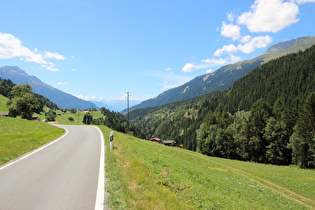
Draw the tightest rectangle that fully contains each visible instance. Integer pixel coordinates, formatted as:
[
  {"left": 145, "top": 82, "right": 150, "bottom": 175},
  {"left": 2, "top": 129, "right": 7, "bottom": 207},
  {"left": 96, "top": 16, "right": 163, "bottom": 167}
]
[{"left": 1, "top": 0, "right": 315, "bottom": 109}]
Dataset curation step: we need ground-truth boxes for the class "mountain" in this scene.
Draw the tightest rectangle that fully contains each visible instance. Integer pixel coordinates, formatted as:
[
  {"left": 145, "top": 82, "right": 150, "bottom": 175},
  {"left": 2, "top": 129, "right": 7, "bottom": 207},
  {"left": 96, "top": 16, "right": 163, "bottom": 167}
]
[
  {"left": 130, "top": 44, "right": 315, "bottom": 158},
  {"left": 129, "top": 36, "right": 315, "bottom": 111},
  {"left": 90, "top": 100, "right": 116, "bottom": 111},
  {"left": 0, "top": 66, "right": 99, "bottom": 110}
]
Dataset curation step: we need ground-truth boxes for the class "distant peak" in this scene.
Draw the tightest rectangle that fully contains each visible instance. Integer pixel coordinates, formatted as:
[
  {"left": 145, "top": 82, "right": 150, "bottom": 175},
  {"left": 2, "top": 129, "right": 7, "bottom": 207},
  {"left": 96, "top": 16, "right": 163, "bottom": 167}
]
[{"left": 264, "top": 37, "right": 309, "bottom": 55}]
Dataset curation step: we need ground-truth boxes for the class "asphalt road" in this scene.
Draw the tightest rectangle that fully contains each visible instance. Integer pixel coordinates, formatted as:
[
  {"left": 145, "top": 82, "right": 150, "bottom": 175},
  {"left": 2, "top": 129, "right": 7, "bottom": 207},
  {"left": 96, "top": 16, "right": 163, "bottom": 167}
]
[{"left": 0, "top": 125, "right": 105, "bottom": 210}]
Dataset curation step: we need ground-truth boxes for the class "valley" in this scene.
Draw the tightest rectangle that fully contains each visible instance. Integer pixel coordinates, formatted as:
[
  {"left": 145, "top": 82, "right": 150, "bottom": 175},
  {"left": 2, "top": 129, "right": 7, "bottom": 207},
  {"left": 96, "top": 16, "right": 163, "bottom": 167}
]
[{"left": 0, "top": 37, "right": 315, "bottom": 209}]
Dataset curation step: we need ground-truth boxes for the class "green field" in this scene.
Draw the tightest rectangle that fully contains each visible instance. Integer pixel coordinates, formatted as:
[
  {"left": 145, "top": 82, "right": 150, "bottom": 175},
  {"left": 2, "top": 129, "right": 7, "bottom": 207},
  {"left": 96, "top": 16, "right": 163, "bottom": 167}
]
[
  {"left": 0, "top": 116, "right": 64, "bottom": 165},
  {"left": 100, "top": 125, "right": 315, "bottom": 209},
  {"left": 54, "top": 110, "right": 104, "bottom": 125},
  {"left": 0, "top": 94, "right": 9, "bottom": 112}
]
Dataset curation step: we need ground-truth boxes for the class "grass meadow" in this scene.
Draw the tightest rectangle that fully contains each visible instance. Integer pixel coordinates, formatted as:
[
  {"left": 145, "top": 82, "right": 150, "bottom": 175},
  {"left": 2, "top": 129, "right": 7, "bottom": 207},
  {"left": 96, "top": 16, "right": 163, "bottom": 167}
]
[
  {"left": 0, "top": 94, "right": 9, "bottom": 112},
  {"left": 0, "top": 116, "right": 64, "bottom": 165},
  {"left": 99, "top": 125, "right": 315, "bottom": 209}
]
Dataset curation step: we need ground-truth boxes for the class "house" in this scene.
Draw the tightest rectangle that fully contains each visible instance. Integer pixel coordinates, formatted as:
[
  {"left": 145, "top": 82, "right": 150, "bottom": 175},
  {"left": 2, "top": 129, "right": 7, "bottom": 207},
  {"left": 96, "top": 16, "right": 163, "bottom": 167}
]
[
  {"left": 162, "top": 140, "right": 176, "bottom": 146},
  {"left": 0, "top": 112, "right": 9, "bottom": 116},
  {"left": 150, "top": 138, "right": 161, "bottom": 142}
]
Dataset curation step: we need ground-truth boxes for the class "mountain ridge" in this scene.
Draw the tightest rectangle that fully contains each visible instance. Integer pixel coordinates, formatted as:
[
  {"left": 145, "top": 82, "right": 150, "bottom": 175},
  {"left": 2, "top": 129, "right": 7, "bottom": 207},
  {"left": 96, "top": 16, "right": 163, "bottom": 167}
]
[
  {"left": 128, "top": 36, "right": 315, "bottom": 111},
  {"left": 0, "top": 66, "right": 100, "bottom": 110}
]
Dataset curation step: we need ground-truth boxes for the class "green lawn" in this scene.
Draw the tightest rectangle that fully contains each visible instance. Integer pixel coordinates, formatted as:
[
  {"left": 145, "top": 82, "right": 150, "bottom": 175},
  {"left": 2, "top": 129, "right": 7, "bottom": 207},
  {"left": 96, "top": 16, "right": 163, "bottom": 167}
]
[
  {"left": 0, "top": 116, "right": 64, "bottom": 165},
  {"left": 100, "top": 125, "right": 315, "bottom": 209}
]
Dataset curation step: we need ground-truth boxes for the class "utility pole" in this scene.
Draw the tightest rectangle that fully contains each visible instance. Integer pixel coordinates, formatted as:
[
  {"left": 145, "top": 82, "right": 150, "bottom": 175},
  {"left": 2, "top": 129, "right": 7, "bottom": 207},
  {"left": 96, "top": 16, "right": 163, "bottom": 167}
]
[
  {"left": 92, "top": 105, "right": 94, "bottom": 120},
  {"left": 126, "top": 92, "right": 130, "bottom": 135}
]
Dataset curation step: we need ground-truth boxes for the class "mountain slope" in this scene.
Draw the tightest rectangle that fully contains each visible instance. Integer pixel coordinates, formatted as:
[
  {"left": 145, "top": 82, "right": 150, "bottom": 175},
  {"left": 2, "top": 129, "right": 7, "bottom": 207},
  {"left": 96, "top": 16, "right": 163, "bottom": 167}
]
[
  {"left": 130, "top": 36, "right": 315, "bottom": 111},
  {"left": 130, "top": 43, "right": 315, "bottom": 159},
  {"left": 0, "top": 66, "right": 99, "bottom": 110}
]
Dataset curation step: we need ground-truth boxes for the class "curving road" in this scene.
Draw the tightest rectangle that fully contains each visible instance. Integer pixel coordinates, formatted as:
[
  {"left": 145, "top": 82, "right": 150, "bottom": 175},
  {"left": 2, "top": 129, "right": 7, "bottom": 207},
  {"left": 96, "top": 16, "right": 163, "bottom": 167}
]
[{"left": 0, "top": 125, "right": 105, "bottom": 210}]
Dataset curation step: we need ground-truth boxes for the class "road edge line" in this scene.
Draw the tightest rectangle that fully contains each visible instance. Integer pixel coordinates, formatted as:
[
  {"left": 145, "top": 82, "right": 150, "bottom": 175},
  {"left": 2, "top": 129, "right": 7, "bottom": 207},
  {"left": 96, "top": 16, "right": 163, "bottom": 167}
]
[
  {"left": 95, "top": 126, "right": 105, "bottom": 210},
  {"left": 0, "top": 127, "right": 69, "bottom": 171}
]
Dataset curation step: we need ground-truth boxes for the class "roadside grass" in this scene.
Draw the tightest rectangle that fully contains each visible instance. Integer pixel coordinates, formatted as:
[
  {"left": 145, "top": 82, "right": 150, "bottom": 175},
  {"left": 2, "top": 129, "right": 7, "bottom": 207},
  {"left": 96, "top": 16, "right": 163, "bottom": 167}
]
[
  {"left": 0, "top": 94, "right": 9, "bottom": 112},
  {"left": 100, "top": 125, "right": 314, "bottom": 209},
  {"left": 0, "top": 116, "right": 64, "bottom": 165}
]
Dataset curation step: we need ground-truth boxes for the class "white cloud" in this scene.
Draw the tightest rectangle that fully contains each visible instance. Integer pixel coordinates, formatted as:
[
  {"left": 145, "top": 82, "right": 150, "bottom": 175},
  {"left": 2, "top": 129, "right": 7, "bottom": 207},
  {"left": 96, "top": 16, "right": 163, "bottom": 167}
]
[
  {"left": 240, "top": 35, "right": 252, "bottom": 43},
  {"left": 294, "top": 0, "right": 315, "bottom": 3},
  {"left": 206, "top": 69, "right": 213, "bottom": 74},
  {"left": 227, "top": 12, "right": 235, "bottom": 22},
  {"left": 146, "top": 70, "right": 193, "bottom": 90},
  {"left": 230, "top": 54, "right": 241, "bottom": 62},
  {"left": 201, "top": 58, "right": 227, "bottom": 65},
  {"left": 220, "top": 21, "right": 241, "bottom": 41},
  {"left": 43, "top": 65, "right": 59, "bottom": 72},
  {"left": 0, "top": 32, "right": 64, "bottom": 72},
  {"left": 45, "top": 52, "right": 65, "bottom": 60},
  {"left": 214, "top": 35, "right": 272, "bottom": 56},
  {"left": 237, "top": 35, "right": 272, "bottom": 54},
  {"left": 57, "top": 82, "right": 68, "bottom": 86},
  {"left": 0, "top": 32, "right": 47, "bottom": 63},
  {"left": 237, "top": 0, "right": 299, "bottom": 33},
  {"left": 77, "top": 95, "right": 90, "bottom": 101},
  {"left": 166, "top": 67, "right": 172, "bottom": 72},
  {"left": 182, "top": 63, "right": 195, "bottom": 72},
  {"left": 72, "top": 68, "right": 76, "bottom": 71},
  {"left": 214, "top": 44, "right": 238, "bottom": 57}
]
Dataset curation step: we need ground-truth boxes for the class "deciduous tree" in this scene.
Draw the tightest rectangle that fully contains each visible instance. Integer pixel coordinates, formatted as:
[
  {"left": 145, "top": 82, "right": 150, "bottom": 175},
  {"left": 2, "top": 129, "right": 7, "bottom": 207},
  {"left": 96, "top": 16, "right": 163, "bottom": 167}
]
[{"left": 8, "top": 84, "right": 40, "bottom": 120}]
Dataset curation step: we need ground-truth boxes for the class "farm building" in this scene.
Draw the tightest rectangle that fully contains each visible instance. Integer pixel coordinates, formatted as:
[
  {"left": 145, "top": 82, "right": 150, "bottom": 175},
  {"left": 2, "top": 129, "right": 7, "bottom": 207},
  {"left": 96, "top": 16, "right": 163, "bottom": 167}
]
[
  {"left": 162, "top": 140, "right": 176, "bottom": 146},
  {"left": 0, "top": 112, "right": 9, "bottom": 116},
  {"left": 150, "top": 138, "right": 161, "bottom": 142}
]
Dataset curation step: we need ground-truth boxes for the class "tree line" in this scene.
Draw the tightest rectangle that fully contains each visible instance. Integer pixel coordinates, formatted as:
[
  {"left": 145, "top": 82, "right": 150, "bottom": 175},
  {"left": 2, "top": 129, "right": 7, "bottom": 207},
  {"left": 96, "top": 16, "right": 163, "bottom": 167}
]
[
  {"left": 197, "top": 95, "right": 314, "bottom": 168},
  {"left": 82, "top": 107, "right": 146, "bottom": 139}
]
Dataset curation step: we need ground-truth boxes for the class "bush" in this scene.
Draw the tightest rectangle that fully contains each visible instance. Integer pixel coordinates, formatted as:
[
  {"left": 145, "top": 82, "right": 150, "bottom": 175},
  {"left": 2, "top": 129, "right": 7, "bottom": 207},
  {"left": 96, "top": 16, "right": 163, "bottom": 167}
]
[{"left": 45, "top": 110, "right": 56, "bottom": 121}]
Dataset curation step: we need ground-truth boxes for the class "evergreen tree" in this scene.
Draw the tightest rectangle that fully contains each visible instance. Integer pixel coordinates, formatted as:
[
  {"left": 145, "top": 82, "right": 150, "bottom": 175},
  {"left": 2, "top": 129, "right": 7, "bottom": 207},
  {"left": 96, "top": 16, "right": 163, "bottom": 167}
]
[
  {"left": 247, "top": 98, "right": 272, "bottom": 163},
  {"left": 83, "top": 113, "right": 93, "bottom": 124},
  {"left": 290, "top": 92, "right": 315, "bottom": 168},
  {"left": 264, "top": 117, "right": 291, "bottom": 165}
]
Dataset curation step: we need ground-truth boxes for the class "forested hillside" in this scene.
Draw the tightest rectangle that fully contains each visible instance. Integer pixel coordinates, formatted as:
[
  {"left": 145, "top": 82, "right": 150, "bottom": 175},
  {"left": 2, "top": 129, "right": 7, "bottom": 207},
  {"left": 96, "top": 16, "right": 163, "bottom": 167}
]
[
  {"left": 130, "top": 45, "right": 315, "bottom": 168},
  {"left": 129, "top": 36, "right": 315, "bottom": 111}
]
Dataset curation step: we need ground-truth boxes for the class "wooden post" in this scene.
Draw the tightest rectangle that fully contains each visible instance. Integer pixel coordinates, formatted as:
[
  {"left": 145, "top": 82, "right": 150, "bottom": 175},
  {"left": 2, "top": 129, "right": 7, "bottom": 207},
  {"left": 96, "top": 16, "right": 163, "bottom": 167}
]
[{"left": 110, "top": 131, "right": 114, "bottom": 150}]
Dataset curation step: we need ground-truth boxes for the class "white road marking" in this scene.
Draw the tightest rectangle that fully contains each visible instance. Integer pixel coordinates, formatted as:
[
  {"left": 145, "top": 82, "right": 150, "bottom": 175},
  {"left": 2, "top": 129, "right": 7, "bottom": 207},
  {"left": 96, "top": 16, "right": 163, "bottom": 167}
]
[
  {"left": 0, "top": 125, "right": 106, "bottom": 209},
  {"left": 95, "top": 126, "right": 105, "bottom": 210}
]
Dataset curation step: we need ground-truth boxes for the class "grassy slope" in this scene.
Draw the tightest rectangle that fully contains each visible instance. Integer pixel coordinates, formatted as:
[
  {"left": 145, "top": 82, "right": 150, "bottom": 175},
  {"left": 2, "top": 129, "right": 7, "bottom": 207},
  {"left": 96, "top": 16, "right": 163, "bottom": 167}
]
[
  {"left": 0, "top": 116, "right": 64, "bottom": 165},
  {"left": 0, "top": 94, "right": 9, "bottom": 112},
  {"left": 100, "top": 126, "right": 314, "bottom": 209}
]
